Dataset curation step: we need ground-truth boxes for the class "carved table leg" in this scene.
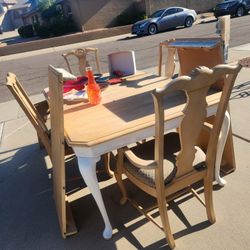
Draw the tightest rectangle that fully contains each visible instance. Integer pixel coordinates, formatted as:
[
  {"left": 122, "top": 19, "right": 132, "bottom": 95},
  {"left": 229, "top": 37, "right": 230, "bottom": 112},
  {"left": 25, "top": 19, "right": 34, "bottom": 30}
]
[
  {"left": 77, "top": 156, "right": 112, "bottom": 239},
  {"left": 215, "top": 111, "right": 230, "bottom": 186}
]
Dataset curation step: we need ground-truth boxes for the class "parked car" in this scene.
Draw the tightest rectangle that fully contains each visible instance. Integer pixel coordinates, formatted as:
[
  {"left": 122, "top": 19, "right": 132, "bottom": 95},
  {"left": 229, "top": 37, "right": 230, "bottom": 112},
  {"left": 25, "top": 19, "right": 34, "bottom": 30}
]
[
  {"left": 131, "top": 7, "right": 197, "bottom": 36},
  {"left": 214, "top": 0, "right": 250, "bottom": 18}
]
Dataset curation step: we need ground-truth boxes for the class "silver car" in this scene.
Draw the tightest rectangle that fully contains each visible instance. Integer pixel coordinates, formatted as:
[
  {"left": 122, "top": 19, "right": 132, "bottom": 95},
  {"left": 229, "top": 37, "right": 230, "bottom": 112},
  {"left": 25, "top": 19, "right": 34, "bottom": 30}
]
[{"left": 132, "top": 7, "right": 197, "bottom": 36}]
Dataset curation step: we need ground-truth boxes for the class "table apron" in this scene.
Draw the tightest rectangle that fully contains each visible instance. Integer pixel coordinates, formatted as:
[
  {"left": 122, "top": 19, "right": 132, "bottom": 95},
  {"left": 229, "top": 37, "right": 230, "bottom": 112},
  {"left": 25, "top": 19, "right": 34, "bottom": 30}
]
[{"left": 72, "top": 103, "right": 218, "bottom": 158}]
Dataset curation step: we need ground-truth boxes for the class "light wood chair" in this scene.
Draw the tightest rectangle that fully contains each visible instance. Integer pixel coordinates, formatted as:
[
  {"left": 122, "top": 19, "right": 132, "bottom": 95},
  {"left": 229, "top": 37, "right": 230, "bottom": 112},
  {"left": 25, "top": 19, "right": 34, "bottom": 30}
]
[
  {"left": 48, "top": 65, "right": 115, "bottom": 237},
  {"left": 5, "top": 72, "right": 76, "bottom": 160},
  {"left": 62, "top": 47, "right": 101, "bottom": 76},
  {"left": 115, "top": 63, "right": 242, "bottom": 249},
  {"left": 48, "top": 65, "right": 77, "bottom": 238},
  {"left": 158, "top": 36, "right": 238, "bottom": 179},
  {"left": 159, "top": 15, "right": 230, "bottom": 81},
  {"left": 6, "top": 72, "right": 52, "bottom": 157},
  {"left": 216, "top": 15, "right": 230, "bottom": 62},
  {"left": 158, "top": 37, "right": 224, "bottom": 86},
  {"left": 62, "top": 48, "right": 112, "bottom": 177}
]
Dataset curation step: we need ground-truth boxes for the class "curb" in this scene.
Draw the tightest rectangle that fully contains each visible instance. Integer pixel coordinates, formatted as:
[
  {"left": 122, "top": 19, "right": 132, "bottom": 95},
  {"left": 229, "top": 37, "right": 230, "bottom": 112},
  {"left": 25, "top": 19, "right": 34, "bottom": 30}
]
[{"left": 195, "top": 12, "right": 216, "bottom": 24}]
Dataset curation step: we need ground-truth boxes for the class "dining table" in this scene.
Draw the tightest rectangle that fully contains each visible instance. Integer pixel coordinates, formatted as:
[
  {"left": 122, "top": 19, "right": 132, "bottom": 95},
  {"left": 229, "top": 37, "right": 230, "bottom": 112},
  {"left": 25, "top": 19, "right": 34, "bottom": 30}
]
[{"left": 56, "top": 70, "right": 235, "bottom": 239}]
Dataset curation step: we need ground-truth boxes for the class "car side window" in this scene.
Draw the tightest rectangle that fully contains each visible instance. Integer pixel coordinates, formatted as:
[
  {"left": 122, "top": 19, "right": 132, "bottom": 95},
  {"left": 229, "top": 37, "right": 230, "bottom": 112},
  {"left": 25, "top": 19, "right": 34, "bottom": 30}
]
[
  {"left": 176, "top": 8, "right": 184, "bottom": 13},
  {"left": 163, "top": 8, "right": 177, "bottom": 17}
]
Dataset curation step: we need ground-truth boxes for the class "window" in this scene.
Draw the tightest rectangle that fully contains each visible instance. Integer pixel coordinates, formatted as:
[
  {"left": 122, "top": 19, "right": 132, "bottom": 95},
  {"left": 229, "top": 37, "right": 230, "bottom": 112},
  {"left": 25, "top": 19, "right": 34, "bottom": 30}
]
[
  {"left": 150, "top": 9, "right": 165, "bottom": 18},
  {"left": 164, "top": 8, "right": 177, "bottom": 16},
  {"left": 176, "top": 8, "right": 184, "bottom": 13}
]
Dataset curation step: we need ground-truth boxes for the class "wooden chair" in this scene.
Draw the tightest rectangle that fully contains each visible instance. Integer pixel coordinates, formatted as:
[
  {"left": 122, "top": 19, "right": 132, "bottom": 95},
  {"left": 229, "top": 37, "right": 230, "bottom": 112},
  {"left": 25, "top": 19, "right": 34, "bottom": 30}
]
[
  {"left": 48, "top": 65, "right": 77, "bottom": 238},
  {"left": 5, "top": 72, "right": 52, "bottom": 158},
  {"left": 114, "top": 63, "right": 242, "bottom": 249},
  {"left": 159, "top": 35, "right": 238, "bottom": 179},
  {"left": 158, "top": 37, "right": 224, "bottom": 87},
  {"left": 5, "top": 72, "right": 112, "bottom": 171},
  {"left": 62, "top": 47, "right": 101, "bottom": 76},
  {"left": 48, "top": 65, "right": 115, "bottom": 237},
  {"left": 216, "top": 15, "right": 230, "bottom": 62},
  {"left": 159, "top": 16, "right": 230, "bottom": 81},
  {"left": 62, "top": 48, "right": 112, "bottom": 177}
]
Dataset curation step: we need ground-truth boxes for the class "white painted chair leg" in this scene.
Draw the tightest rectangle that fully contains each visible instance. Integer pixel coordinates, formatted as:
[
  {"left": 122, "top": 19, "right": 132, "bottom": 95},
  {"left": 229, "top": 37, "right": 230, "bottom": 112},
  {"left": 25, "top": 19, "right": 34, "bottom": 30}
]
[
  {"left": 215, "top": 111, "right": 230, "bottom": 186},
  {"left": 77, "top": 156, "right": 113, "bottom": 239}
]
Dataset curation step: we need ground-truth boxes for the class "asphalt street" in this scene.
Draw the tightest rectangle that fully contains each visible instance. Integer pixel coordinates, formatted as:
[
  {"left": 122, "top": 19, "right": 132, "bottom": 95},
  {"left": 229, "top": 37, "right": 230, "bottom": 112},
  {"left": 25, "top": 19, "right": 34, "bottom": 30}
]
[{"left": 0, "top": 14, "right": 250, "bottom": 103}]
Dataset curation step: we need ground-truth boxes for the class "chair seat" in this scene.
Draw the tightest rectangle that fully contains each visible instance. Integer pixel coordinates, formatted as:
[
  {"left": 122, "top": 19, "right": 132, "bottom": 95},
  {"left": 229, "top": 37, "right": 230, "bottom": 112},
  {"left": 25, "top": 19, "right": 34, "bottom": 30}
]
[{"left": 124, "top": 132, "right": 206, "bottom": 187}]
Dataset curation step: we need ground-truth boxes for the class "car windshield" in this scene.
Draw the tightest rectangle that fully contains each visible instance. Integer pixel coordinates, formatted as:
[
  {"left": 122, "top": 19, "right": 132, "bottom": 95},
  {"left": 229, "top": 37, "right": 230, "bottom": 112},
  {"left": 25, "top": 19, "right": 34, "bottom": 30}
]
[{"left": 150, "top": 9, "right": 165, "bottom": 18}]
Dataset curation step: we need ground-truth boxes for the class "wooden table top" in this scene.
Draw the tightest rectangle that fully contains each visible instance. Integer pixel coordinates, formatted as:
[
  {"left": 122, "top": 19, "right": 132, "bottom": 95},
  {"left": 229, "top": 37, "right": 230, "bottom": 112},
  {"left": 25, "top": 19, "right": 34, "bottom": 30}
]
[{"left": 63, "top": 72, "right": 221, "bottom": 147}]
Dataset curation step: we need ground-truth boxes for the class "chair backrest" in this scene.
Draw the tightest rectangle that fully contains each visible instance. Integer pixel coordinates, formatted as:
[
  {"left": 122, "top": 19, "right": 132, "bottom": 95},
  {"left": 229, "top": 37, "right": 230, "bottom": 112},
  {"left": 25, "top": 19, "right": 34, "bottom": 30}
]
[
  {"left": 216, "top": 15, "right": 230, "bottom": 62},
  {"left": 48, "top": 65, "right": 66, "bottom": 237},
  {"left": 62, "top": 47, "right": 101, "bottom": 76},
  {"left": 108, "top": 50, "right": 137, "bottom": 76},
  {"left": 5, "top": 72, "right": 51, "bottom": 157},
  {"left": 152, "top": 63, "right": 241, "bottom": 179}
]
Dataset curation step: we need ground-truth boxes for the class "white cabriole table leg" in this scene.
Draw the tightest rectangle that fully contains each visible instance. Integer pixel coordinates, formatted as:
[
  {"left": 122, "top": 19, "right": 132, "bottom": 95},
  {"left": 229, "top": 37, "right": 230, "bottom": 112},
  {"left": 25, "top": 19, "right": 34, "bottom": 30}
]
[
  {"left": 77, "top": 156, "right": 112, "bottom": 239},
  {"left": 215, "top": 110, "right": 231, "bottom": 186}
]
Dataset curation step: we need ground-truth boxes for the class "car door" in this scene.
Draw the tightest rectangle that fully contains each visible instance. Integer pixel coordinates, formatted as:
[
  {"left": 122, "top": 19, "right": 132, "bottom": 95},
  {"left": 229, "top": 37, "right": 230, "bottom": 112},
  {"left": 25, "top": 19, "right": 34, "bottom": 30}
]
[
  {"left": 174, "top": 8, "right": 187, "bottom": 26},
  {"left": 157, "top": 8, "right": 178, "bottom": 31}
]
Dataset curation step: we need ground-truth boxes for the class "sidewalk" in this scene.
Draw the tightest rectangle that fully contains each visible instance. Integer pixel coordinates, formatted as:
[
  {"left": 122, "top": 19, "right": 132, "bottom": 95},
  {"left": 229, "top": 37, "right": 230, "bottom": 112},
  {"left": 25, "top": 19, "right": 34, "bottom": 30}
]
[{"left": 0, "top": 45, "right": 250, "bottom": 249}]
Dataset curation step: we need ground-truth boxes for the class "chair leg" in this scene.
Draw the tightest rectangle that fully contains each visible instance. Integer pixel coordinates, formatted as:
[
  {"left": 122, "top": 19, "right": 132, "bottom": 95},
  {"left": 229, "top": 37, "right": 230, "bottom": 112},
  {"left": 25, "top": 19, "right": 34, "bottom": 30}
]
[
  {"left": 114, "top": 149, "right": 128, "bottom": 205},
  {"left": 204, "top": 177, "right": 216, "bottom": 224},
  {"left": 157, "top": 196, "right": 176, "bottom": 249},
  {"left": 102, "top": 153, "right": 114, "bottom": 177}
]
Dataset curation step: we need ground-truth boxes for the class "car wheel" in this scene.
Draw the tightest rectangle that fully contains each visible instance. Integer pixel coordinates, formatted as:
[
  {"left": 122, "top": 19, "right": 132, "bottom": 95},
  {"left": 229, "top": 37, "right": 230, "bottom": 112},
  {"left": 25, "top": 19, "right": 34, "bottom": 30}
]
[
  {"left": 184, "top": 16, "right": 194, "bottom": 27},
  {"left": 148, "top": 24, "right": 158, "bottom": 35},
  {"left": 235, "top": 6, "right": 245, "bottom": 17}
]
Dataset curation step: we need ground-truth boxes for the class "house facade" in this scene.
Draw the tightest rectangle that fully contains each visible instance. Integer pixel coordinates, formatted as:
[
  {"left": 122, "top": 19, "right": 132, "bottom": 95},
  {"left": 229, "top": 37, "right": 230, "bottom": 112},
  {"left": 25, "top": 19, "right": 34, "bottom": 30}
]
[
  {"left": 1, "top": 0, "right": 72, "bottom": 32},
  {"left": 0, "top": 0, "right": 17, "bottom": 31},
  {"left": 1, "top": 0, "right": 223, "bottom": 33},
  {"left": 21, "top": 0, "right": 72, "bottom": 26},
  {"left": 7, "top": 0, "right": 31, "bottom": 29}
]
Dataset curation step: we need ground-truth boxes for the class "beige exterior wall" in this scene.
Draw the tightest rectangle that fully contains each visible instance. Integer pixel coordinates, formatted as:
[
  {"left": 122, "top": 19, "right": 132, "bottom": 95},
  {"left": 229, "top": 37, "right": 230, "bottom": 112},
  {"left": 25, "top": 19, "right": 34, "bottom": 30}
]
[
  {"left": 68, "top": 0, "right": 145, "bottom": 31},
  {"left": 68, "top": 0, "right": 222, "bottom": 31},
  {"left": 145, "top": 0, "right": 222, "bottom": 15}
]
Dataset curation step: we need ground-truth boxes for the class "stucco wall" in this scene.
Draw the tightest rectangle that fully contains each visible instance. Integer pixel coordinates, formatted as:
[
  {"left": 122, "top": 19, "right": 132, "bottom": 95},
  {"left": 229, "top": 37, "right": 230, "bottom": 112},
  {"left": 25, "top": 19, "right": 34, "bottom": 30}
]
[
  {"left": 68, "top": 0, "right": 144, "bottom": 31},
  {"left": 145, "top": 0, "right": 222, "bottom": 15},
  {"left": 68, "top": 0, "right": 222, "bottom": 31}
]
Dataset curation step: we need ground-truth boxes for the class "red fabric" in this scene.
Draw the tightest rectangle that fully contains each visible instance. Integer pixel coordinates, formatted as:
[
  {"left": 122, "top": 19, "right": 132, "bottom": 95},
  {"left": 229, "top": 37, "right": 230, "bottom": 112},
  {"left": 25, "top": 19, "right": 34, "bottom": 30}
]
[
  {"left": 107, "top": 78, "right": 122, "bottom": 85},
  {"left": 63, "top": 76, "right": 87, "bottom": 93}
]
